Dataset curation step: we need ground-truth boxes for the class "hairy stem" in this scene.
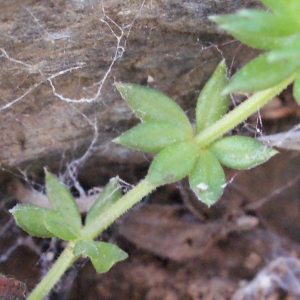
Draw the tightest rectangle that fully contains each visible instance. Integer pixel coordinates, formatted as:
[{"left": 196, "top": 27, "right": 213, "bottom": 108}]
[
  {"left": 81, "top": 179, "right": 156, "bottom": 240},
  {"left": 27, "top": 242, "right": 76, "bottom": 300},
  {"left": 195, "top": 74, "right": 296, "bottom": 148},
  {"left": 27, "top": 179, "right": 156, "bottom": 299},
  {"left": 27, "top": 75, "right": 295, "bottom": 299}
]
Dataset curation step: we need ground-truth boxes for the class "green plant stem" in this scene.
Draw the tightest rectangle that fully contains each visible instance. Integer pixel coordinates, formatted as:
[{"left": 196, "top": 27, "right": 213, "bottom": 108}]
[
  {"left": 27, "top": 75, "right": 295, "bottom": 299},
  {"left": 195, "top": 74, "right": 296, "bottom": 148},
  {"left": 27, "top": 242, "right": 76, "bottom": 300},
  {"left": 81, "top": 179, "right": 156, "bottom": 240},
  {"left": 27, "top": 179, "right": 156, "bottom": 299}
]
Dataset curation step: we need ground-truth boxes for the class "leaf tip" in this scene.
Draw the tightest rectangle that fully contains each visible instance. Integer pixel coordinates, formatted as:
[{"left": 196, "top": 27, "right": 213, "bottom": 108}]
[
  {"left": 208, "top": 15, "right": 218, "bottom": 22},
  {"left": 269, "top": 148, "right": 279, "bottom": 157},
  {"left": 112, "top": 136, "right": 121, "bottom": 144},
  {"left": 9, "top": 206, "right": 17, "bottom": 215},
  {"left": 194, "top": 192, "right": 219, "bottom": 208},
  {"left": 115, "top": 83, "right": 132, "bottom": 100},
  {"left": 43, "top": 166, "right": 50, "bottom": 175},
  {"left": 44, "top": 168, "right": 55, "bottom": 182}
]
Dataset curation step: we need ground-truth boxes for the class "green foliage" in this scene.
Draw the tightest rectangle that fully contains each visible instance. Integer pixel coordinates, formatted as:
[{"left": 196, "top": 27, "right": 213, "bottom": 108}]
[
  {"left": 43, "top": 211, "right": 81, "bottom": 240},
  {"left": 85, "top": 177, "right": 122, "bottom": 225},
  {"left": 11, "top": 172, "right": 83, "bottom": 240},
  {"left": 45, "top": 170, "right": 82, "bottom": 231},
  {"left": 11, "top": 171, "right": 127, "bottom": 275},
  {"left": 209, "top": 136, "right": 278, "bottom": 169},
  {"left": 222, "top": 52, "right": 300, "bottom": 94},
  {"left": 73, "top": 240, "right": 128, "bottom": 273},
  {"left": 294, "top": 71, "right": 300, "bottom": 101},
  {"left": 114, "top": 122, "right": 191, "bottom": 152},
  {"left": 189, "top": 150, "right": 225, "bottom": 207},
  {"left": 261, "top": 0, "right": 300, "bottom": 19},
  {"left": 10, "top": 204, "right": 56, "bottom": 238},
  {"left": 115, "top": 61, "right": 277, "bottom": 205},
  {"left": 116, "top": 83, "right": 193, "bottom": 132},
  {"left": 16, "top": 1, "right": 300, "bottom": 297},
  {"left": 196, "top": 60, "right": 229, "bottom": 133},
  {"left": 210, "top": 1, "right": 300, "bottom": 104},
  {"left": 146, "top": 140, "right": 199, "bottom": 185},
  {"left": 210, "top": 10, "right": 300, "bottom": 50}
]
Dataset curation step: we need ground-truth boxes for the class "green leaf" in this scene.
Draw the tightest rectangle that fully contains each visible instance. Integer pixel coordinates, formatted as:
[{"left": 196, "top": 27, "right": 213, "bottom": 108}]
[
  {"left": 211, "top": 10, "right": 299, "bottom": 37},
  {"left": 44, "top": 210, "right": 81, "bottom": 240},
  {"left": 233, "top": 33, "right": 300, "bottom": 52},
  {"left": 73, "top": 240, "right": 128, "bottom": 273},
  {"left": 209, "top": 136, "right": 278, "bottom": 169},
  {"left": 210, "top": 12, "right": 300, "bottom": 50},
  {"left": 146, "top": 140, "right": 199, "bottom": 185},
  {"left": 196, "top": 60, "right": 229, "bottom": 133},
  {"left": 262, "top": 0, "right": 300, "bottom": 21},
  {"left": 114, "top": 121, "right": 193, "bottom": 152},
  {"left": 261, "top": 0, "right": 286, "bottom": 12},
  {"left": 266, "top": 48, "right": 300, "bottom": 63},
  {"left": 10, "top": 204, "right": 55, "bottom": 238},
  {"left": 11, "top": 203, "right": 81, "bottom": 240},
  {"left": 45, "top": 170, "right": 82, "bottom": 231},
  {"left": 86, "top": 177, "right": 122, "bottom": 226},
  {"left": 189, "top": 150, "right": 225, "bottom": 207},
  {"left": 223, "top": 52, "right": 300, "bottom": 94},
  {"left": 116, "top": 83, "right": 192, "bottom": 131},
  {"left": 293, "top": 70, "right": 300, "bottom": 105}
]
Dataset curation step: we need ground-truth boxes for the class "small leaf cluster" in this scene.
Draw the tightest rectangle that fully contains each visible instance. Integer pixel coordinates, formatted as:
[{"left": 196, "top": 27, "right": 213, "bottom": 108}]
[
  {"left": 114, "top": 61, "right": 277, "bottom": 206},
  {"left": 210, "top": 0, "right": 300, "bottom": 103},
  {"left": 10, "top": 171, "right": 127, "bottom": 273}
]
